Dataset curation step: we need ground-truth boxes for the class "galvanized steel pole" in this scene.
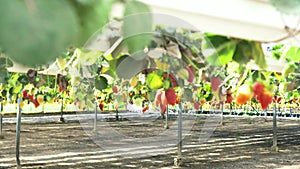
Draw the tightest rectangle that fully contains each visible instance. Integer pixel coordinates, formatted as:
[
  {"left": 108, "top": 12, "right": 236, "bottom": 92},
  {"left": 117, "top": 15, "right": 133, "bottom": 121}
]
[{"left": 16, "top": 98, "right": 22, "bottom": 168}]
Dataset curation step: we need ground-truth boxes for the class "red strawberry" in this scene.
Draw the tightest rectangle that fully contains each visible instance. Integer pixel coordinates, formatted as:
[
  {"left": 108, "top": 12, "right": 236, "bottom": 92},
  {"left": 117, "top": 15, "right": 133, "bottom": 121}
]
[
  {"left": 33, "top": 98, "right": 40, "bottom": 108},
  {"left": 22, "top": 90, "right": 28, "bottom": 98},
  {"left": 165, "top": 88, "right": 176, "bottom": 106},
  {"left": 273, "top": 96, "right": 282, "bottom": 103},
  {"left": 260, "top": 91, "right": 273, "bottom": 110},
  {"left": 27, "top": 94, "right": 34, "bottom": 102},
  {"left": 99, "top": 103, "right": 104, "bottom": 111},
  {"left": 277, "top": 96, "right": 282, "bottom": 103},
  {"left": 194, "top": 102, "right": 200, "bottom": 110},
  {"left": 99, "top": 100, "right": 104, "bottom": 111},
  {"left": 211, "top": 77, "right": 221, "bottom": 92},
  {"left": 225, "top": 90, "right": 233, "bottom": 103},
  {"left": 253, "top": 82, "right": 265, "bottom": 96},
  {"left": 142, "top": 106, "right": 149, "bottom": 113}
]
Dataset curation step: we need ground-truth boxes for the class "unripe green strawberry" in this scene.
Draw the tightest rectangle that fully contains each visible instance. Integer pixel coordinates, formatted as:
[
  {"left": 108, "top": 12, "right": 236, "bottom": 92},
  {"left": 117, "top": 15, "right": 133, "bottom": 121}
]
[
  {"left": 146, "top": 73, "right": 163, "bottom": 89},
  {"left": 177, "top": 68, "right": 189, "bottom": 80}
]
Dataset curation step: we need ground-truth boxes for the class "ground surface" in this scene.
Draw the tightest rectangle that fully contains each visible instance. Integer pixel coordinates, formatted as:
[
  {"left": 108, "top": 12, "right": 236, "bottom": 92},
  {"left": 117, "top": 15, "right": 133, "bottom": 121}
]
[{"left": 0, "top": 113, "right": 300, "bottom": 169}]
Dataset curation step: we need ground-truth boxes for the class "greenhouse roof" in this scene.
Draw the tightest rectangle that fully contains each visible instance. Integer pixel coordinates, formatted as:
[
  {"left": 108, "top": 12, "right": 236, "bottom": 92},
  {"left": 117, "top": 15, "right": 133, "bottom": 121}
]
[{"left": 139, "top": 0, "right": 300, "bottom": 46}]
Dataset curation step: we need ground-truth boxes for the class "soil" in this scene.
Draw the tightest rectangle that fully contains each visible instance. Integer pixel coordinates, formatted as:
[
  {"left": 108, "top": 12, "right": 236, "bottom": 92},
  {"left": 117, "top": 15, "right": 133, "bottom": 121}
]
[{"left": 0, "top": 114, "right": 300, "bottom": 169}]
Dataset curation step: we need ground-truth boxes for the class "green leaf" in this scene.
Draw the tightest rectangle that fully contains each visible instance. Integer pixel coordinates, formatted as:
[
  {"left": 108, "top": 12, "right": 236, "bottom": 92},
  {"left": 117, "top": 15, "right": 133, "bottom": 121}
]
[
  {"left": 182, "top": 88, "right": 193, "bottom": 102},
  {"left": 204, "top": 35, "right": 230, "bottom": 49},
  {"left": 71, "top": 0, "right": 113, "bottom": 45},
  {"left": 282, "top": 62, "right": 297, "bottom": 78},
  {"left": 115, "top": 57, "right": 144, "bottom": 79},
  {"left": 232, "top": 40, "right": 252, "bottom": 65},
  {"left": 107, "top": 54, "right": 128, "bottom": 77},
  {"left": 0, "top": 0, "right": 79, "bottom": 67},
  {"left": 251, "top": 42, "right": 266, "bottom": 70},
  {"left": 0, "top": 57, "right": 13, "bottom": 68},
  {"left": 123, "top": 1, "right": 152, "bottom": 54},
  {"left": 0, "top": 69, "right": 7, "bottom": 84},
  {"left": 284, "top": 46, "right": 300, "bottom": 62},
  {"left": 251, "top": 71, "right": 266, "bottom": 82},
  {"left": 95, "top": 76, "right": 108, "bottom": 90},
  {"left": 206, "top": 41, "right": 237, "bottom": 66},
  {"left": 114, "top": 94, "right": 124, "bottom": 103},
  {"left": 13, "top": 83, "right": 23, "bottom": 94}
]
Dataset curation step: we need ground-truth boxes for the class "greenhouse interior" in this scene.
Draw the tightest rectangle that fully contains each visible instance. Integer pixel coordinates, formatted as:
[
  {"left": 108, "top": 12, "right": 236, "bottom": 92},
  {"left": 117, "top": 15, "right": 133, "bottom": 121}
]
[{"left": 0, "top": 0, "right": 300, "bottom": 169}]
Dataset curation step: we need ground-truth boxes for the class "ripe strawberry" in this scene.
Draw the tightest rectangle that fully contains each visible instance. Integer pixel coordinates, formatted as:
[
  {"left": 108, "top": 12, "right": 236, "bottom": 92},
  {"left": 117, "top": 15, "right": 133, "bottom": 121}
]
[
  {"left": 22, "top": 90, "right": 28, "bottom": 98},
  {"left": 165, "top": 88, "right": 176, "bottom": 106},
  {"left": 194, "top": 102, "right": 200, "bottom": 110},
  {"left": 27, "top": 94, "right": 34, "bottom": 102},
  {"left": 98, "top": 100, "right": 104, "bottom": 111},
  {"left": 225, "top": 90, "right": 233, "bottom": 103},
  {"left": 253, "top": 82, "right": 265, "bottom": 96},
  {"left": 273, "top": 96, "right": 282, "bottom": 103},
  {"left": 236, "top": 84, "right": 253, "bottom": 105},
  {"left": 142, "top": 106, "right": 149, "bottom": 113},
  {"left": 211, "top": 77, "right": 221, "bottom": 92},
  {"left": 33, "top": 98, "right": 40, "bottom": 108},
  {"left": 260, "top": 91, "right": 273, "bottom": 110}
]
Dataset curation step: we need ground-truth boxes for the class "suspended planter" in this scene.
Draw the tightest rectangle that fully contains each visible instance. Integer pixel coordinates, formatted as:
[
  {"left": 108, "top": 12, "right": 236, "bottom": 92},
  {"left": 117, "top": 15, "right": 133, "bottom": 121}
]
[{"left": 270, "top": 0, "right": 300, "bottom": 14}]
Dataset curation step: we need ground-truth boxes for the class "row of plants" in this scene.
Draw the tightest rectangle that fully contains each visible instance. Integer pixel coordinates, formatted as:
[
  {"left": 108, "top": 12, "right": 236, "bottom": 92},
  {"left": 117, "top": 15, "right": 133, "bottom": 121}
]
[{"left": 1, "top": 1, "right": 300, "bottom": 116}]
